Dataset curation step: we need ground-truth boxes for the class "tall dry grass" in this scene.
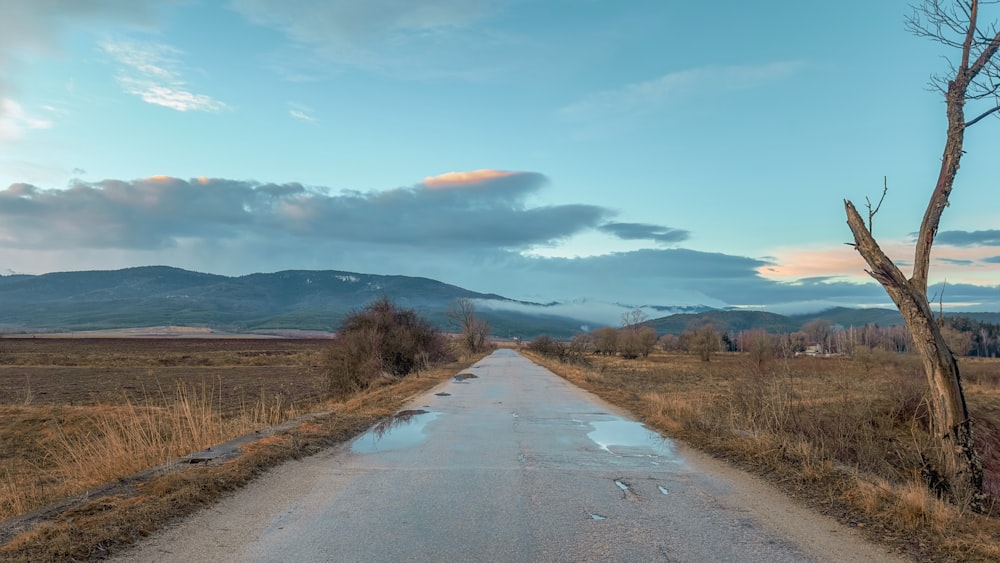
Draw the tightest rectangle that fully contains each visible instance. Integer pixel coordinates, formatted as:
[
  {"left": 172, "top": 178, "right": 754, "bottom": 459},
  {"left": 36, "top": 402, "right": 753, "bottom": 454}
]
[
  {"left": 0, "top": 355, "right": 479, "bottom": 562},
  {"left": 524, "top": 348, "right": 1000, "bottom": 560},
  {"left": 0, "top": 381, "right": 302, "bottom": 521}
]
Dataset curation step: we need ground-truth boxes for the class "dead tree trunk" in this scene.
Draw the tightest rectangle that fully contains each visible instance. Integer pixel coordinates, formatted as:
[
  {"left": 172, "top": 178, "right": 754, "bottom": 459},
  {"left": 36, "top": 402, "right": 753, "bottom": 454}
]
[{"left": 844, "top": 0, "right": 1000, "bottom": 512}]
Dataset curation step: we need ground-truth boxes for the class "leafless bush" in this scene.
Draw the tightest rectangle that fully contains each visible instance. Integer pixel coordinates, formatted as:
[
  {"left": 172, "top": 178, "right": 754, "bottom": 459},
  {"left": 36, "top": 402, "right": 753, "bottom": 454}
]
[{"left": 325, "top": 297, "right": 451, "bottom": 397}]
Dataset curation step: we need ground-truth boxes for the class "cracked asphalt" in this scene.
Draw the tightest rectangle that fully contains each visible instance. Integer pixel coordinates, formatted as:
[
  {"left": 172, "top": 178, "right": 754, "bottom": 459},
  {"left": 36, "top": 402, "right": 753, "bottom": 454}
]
[{"left": 114, "top": 349, "right": 903, "bottom": 562}]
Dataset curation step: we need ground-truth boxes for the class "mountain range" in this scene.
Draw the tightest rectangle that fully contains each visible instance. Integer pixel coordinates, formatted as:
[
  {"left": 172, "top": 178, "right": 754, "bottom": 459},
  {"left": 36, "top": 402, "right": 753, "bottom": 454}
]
[{"left": 1, "top": 266, "right": 997, "bottom": 338}]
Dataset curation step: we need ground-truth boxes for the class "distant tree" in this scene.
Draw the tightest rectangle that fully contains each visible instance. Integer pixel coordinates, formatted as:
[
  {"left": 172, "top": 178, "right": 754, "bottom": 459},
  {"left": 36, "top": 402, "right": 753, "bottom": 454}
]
[
  {"left": 802, "top": 319, "right": 834, "bottom": 353},
  {"left": 618, "top": 329, "right": 640, "bottom": 359},
  {"left": 843, "top": 0, "right": 999, "bottom": 510},
  {"left": 941, "top": 325, "right": 973, "bottom": 357},
  {"left": 737, "top": 329, "right": 779, "bottom": 372},
  {"left": 570, "top": 332, "right": 594, "bottom": 356},
  {"left": 447, "top": 298, "right": 491, "bottom": 354},
  {"left": 592, "top": 327, "right": 619, "bottom": 356},
  {"left": 528, "top": 335, "right": 565, "bottom": 360},
  {"left": 787, "top": 331, "right": 808, "bottom": 355},
  {"left": 617, "top": 310, "right": 655, "bottom": 359},
  {"left": 680, "top": 323, "right": 721, "bottom": 362},
  {"left": 659, "top": 333, "right": 682, "bottom": 352},
  {"left": 638, "top": 326, "right": 658, "bottom": 357},
  {"left": 620, "top": 309, "right": 647, "bottom": 330}
]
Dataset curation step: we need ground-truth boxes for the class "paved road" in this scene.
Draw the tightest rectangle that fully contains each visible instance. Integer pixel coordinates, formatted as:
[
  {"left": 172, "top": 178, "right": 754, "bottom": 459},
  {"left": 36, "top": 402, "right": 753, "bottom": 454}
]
[{"left": 117, "top": 349, "right": 901, "bottom": 562}]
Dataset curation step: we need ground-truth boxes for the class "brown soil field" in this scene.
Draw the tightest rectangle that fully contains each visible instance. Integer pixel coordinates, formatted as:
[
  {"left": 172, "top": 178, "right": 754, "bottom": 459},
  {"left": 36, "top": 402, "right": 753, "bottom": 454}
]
[{"left": 0, "top": 338, "right": 330, "bottom": 410}]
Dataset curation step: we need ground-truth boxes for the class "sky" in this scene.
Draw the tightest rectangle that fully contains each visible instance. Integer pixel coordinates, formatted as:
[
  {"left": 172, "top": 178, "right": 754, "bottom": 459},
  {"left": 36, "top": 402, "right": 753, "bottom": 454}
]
[{"left": 0, "top": 0, "right": 998, "bottom": 315}]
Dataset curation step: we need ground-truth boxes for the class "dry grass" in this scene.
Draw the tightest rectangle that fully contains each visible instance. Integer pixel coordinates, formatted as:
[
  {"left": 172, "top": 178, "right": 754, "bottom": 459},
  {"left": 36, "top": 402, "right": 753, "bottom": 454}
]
[
  {"left": 524, "top": 349, "right": 1000, "bottom": 562},
  {"left": 0, "top": 338, "right": 482, "bottom": 562}
]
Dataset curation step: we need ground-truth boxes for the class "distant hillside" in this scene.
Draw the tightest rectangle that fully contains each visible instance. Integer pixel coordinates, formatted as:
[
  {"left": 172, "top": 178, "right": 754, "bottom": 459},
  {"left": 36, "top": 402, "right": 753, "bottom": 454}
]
[
  {"left": 790, "top": 307, "right": 903, "bottom": 328},
  {"left": 646, "top": 310, "right": 799, "bottom": 336},
  {"left": 642, "top": 306, "right": 995, "bottom": 336},
  {"left": 2, "top": 266, "right": 993, "bottom": 339},
  {"left": 0, "top": 266, "right": 584, "bottom": 338}
]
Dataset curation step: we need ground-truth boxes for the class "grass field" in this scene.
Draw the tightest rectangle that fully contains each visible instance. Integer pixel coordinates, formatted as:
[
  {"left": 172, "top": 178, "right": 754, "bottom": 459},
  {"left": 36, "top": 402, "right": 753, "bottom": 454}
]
[
  {"left": 523, "top": 348, "right": 1000, "bottom": 562},
  {"left": 5, "top": 338, "right": 999, "bottom": 561},
  {"left": 0, "top": 337, "right": 331, "bottom": 521},
  {"left": 0, "top": 337, "right": 479, "bottom": 561}
]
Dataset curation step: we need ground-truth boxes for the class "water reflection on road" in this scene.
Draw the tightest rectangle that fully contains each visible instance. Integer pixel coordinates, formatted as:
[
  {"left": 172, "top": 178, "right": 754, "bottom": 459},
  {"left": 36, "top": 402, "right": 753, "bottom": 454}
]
[
  {"left": 351, "top": 410, "right": 440, "bottom": 453},
  {"left": 586, "top": 419, "right": 679, "bottom": 463}
]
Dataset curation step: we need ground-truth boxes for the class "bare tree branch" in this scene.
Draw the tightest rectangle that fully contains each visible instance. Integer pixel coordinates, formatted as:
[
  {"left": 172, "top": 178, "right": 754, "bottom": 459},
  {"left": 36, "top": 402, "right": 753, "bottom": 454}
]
[
  {"left": 965, "top": 101, "right": 1000, "bottom": 125},
  {"left": 865, "top": 177, "right": 889, "bottom": 234}
]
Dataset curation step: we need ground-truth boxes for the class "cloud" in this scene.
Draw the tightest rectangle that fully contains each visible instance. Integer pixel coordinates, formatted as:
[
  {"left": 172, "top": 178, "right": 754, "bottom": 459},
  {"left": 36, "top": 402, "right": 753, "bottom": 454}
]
[
  {"left": 938, "top": 257, "right": 975, "bottom": 266},
  {"left": 559, "top": 61, "right": 804, "bottom": 121},
  {"left": 936, "top": 229, "right": 1000, "bottom": 247},
  {"left": 230, "top": 0, "right": 496, "bottom": 69},
  {"left": 101, "top": 40, "right": 228, "bottom": 112},
  {"left": 598, "top": 222, "right": 689, "bottom": 244},
  {"left": 422, "top": 169, "right": 517, "bottom": 189},
  {"left": 985, "top": 256, "right": 1000, "bottom": 264},
  {"left": 0, "top": 1, "right": 172, "bottom": 117},
  {"left": 0, "top": 98, "right": 53, "bottom": 142},
  {"left": 288, "top": 102, "right": 315, "bottom": 122},
  {"left": 0, "top": 171, "right": 608, "bottom": 251}
]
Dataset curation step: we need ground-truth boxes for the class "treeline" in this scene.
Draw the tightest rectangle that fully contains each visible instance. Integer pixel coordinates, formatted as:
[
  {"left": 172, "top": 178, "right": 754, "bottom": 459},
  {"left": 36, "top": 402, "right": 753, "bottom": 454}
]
[
  {"left": 942, "top": 316, "right": 1000, "bottom": 357},
  {"left": 528, "top": 313, "right": 1000, "bottom": 362}
]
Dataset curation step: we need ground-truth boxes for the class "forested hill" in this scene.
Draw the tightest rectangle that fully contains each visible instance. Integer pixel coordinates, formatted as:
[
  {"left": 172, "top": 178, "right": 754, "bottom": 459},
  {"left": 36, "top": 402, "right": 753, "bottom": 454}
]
[{"left": 0, "top": 266, "right": 581, "bottom": 336}]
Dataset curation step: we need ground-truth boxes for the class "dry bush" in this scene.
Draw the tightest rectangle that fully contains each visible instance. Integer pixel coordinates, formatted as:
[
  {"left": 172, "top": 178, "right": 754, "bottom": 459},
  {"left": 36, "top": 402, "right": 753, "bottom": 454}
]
[{"left": 325, "top": 298, "right": 452, "bottom": 397}]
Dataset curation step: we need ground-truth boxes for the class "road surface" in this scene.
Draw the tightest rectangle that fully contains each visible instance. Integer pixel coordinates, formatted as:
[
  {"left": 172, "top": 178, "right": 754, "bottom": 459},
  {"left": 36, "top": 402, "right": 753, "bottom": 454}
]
[{"left": 116, "top": 349, "right": 903, "bottom": 562}]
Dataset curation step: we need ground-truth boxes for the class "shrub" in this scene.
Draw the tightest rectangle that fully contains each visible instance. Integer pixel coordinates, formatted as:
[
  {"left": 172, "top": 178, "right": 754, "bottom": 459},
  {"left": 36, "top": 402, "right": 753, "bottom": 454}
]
[
  {"left": 592, "top": 327, "right": 618, "bottom": 356},
  {"left": 618, "top": 326, "right": 658, "bottom": 359},
  {"left": 325, "top": 297, "right": 451, "bottom": 397}
]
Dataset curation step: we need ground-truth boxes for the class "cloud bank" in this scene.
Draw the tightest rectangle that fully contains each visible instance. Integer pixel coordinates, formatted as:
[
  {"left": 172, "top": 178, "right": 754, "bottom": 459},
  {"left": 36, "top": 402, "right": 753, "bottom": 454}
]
[
  {"left": 1, "top": 170, "right": 997, "bottom": 314},
  {"left": 598, "top": 222, "right": 690, "bottom": 244},
  {"left": 0, "top": 172, "right": 608, "bottom": 251}
]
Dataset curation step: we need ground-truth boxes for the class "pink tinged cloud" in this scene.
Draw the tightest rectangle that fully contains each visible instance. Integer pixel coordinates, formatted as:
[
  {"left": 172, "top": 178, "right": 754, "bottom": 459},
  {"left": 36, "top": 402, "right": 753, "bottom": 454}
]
[
  {"left": 422, "top": 169, "right": 518, "bottom": 189},
  {"left": 760, "top": 242, "right": 1000, "bottom": 284}
]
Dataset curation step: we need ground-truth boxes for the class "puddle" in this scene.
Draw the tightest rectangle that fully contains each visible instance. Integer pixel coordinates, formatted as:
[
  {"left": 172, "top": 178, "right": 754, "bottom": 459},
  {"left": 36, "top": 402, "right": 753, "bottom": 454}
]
[
  {"left": 614, "top": 479, "right": 637, "bottom": 499},
  {"left": 658, "top": 485, "right": 670, "bottom": 495},
  {"left": 589, "top": 513, "right": 606, "bottom": 520},
  {"left": 517, "top": 453, "right": 525, "bottom": 463},
  {"left": 453, "top": 372, "right": 478, "bottom": 381},
  {"left": 435, "top": 392, "right": 452, "bottom": 397},
  {"left": 351, "top": 410, "right": 439, "bottom": 453},
  {"left": 587, "top": 419, "right": 678, "bottom": 461}
]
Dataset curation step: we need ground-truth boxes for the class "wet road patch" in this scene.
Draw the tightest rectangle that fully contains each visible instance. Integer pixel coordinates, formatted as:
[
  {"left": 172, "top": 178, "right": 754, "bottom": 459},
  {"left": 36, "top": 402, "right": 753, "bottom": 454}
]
[
  {"left": 453, "top": 372, "right": 478, "bottom": 381},
  {"left": 587, "top": 419, "right": 678, "bottom": 462},
  {"left": 351, "top": 410, "right": 439, "bottom": 453},
  {"left": 614, "top": 479, "right": 636, "bottom": 499},
  {"left": 434, "top": 392, "right": 452, "bottom": 397}
]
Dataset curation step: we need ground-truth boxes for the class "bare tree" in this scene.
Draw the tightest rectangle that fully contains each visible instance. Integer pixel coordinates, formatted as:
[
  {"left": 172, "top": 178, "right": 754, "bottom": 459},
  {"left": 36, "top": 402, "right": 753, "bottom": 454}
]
[
  {"left": 447, "top": 298, "right": 491, "bottom": 354},
  {"left": 680, "top": 323, "right": 721, "bottom": 362},
  {"left": 592, "top": 326, "right": 619, "bottom": 356},
  {"left": 620, "top": 309, "right": 647, "bottom": 330},
  {"left": 843, "top": 0, "right": 999, "bottom": 510}
]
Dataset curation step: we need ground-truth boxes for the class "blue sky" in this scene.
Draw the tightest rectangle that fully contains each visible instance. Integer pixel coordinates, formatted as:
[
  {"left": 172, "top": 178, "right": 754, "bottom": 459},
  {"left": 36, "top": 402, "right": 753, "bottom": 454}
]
[{"left": 0, "top": 0, "right": 998, "bottom": 314}]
